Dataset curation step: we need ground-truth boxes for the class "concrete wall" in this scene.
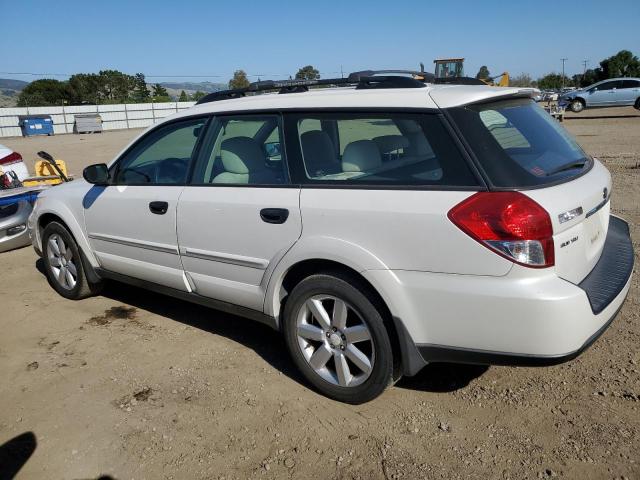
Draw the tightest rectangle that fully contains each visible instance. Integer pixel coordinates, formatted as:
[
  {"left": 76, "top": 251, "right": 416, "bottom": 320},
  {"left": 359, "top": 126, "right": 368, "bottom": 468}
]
[{"left": 0, "top": 102, "right": 196, "bottom": 138}]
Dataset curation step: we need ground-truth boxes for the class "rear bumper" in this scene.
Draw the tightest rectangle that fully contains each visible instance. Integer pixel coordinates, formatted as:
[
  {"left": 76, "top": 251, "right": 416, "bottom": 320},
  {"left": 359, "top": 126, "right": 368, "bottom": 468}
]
[{"left": 364, "top": 215, "right": 634, "bottom": 375}]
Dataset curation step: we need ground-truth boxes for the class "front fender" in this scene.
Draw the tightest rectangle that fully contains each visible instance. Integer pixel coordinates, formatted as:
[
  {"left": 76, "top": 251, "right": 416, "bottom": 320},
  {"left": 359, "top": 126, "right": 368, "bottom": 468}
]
[
  {"left": 263, "top": 235, "right": 390, "bottom": 320},
  {"left": 32, "top": 197, "right": 98, "bottom": 268}
]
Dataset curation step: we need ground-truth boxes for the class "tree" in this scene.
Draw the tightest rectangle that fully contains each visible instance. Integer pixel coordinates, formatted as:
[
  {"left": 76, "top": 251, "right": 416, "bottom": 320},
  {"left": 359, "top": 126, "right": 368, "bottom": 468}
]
[
  {"left": 191, "top": 91, "right": 206, "bottom": 101},
  {"left": 131, "top": 73, "right": 150, "bottom": 103},
  {"left": 475, "top": 66, "right": 491, "bottom": 81},
  {"left": 600, "top": 50, "right": 640, "bottom": 78},
  {"left": 98, "top": 70, "right": 135, "bottom": 103},
  {"left": 229, "top": 70, "right": 250, "bottom": 89},
  {"left": 178, "top": 90, "right": 189, "bottom": 102},
  {"left": 295, "top": 65, "right": 320, "bottom": 80},
  {"left": 152, "top": 84, "right": 169, "bottom": 97},
  {"left": 509, "top": 73, "right": 534, "bottom": 88},
  {"left": 17, "top": 79, "right": 72, "bottom": 107},
  {"left": 537, "top": 73, "right": 573, "bottom": 91}
]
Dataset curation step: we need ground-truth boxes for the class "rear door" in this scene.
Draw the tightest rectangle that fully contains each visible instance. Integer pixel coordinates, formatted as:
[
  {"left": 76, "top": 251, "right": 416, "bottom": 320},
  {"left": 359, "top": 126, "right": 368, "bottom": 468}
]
[
  {"left": 177, "top": 114, "right": 301, "bottom": 311},
  {"left": 618, "top": 79, "right": 640, "bottom": 105},
  {"left": 84, "top": 117, "right": 207, "bottom": 290}
]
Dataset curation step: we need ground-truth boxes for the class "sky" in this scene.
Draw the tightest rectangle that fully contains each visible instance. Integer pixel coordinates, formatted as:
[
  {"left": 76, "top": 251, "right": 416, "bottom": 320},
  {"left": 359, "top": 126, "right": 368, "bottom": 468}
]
[{"left": 1, "top": 0, "right": 639, "bottom": 84}]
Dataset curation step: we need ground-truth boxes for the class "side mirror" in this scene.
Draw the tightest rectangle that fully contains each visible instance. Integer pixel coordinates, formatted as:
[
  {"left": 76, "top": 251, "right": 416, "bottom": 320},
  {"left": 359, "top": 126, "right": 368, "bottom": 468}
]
[
  {"left": 264, "top": 141, "right": 281, "bottom": 158},
  {"left": 83, "top": 163, "right": 109, "bottom": 185}
]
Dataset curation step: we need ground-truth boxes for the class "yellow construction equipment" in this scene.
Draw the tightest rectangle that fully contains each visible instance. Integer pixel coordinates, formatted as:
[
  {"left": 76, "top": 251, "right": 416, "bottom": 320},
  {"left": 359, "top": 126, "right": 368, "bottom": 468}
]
[
  {"left": 21, "top": 151, "right": 72, "bottom": 187},
  {"left": 433, "top": 58, "right": 509, "bottom": 87}
]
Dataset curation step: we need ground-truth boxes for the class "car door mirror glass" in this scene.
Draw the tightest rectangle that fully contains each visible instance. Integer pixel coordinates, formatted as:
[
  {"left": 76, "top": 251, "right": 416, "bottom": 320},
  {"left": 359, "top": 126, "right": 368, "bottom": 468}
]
[
  {"left": 83, "top": 163, "right": 109, "bottom": 184},
  {"left": 264, "top": 141, "right": 281, "bottom": 159}
]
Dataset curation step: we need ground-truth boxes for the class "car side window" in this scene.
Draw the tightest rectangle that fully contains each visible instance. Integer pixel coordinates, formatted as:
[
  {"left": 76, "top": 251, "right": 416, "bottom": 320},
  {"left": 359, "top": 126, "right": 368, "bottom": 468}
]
[
  {"left": 621, "top": 79, "right": 640, "bottom": 89},
  {"left": 291, "top": 113, "right": 479, "bottom": 187},
  {"left": 112, "top": 118, "right": 206, "bottom": 185},
  {"left": 191, "top": 115, "right": 288, "bottom": 185},
  {"left": 595, "top": 81, "right": 620, "bottom": 91}
]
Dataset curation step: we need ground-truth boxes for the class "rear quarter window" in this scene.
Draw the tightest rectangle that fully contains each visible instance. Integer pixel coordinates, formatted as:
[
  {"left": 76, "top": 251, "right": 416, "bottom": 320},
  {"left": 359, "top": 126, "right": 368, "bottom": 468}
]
[
  {"left": 288, "top": 112, "right": 480, "bottom": 188},
  {"left": 448, "top": 98, "right": 591, "bottom": 188}
]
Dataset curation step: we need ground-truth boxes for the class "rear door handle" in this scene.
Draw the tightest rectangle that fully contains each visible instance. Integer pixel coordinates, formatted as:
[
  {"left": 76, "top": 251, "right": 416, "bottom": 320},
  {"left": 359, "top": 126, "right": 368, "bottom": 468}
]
[
  {"left": 260, "top": 208, "right": 289, "bottom": 224},
  {"left": 149, "top": 201, "right": 169, "bottom": 215}
]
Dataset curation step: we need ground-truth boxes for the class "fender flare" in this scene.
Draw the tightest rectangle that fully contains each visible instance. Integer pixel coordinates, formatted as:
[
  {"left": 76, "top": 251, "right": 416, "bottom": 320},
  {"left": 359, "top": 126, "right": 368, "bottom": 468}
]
[
  {"left": 263, "top": 235, "right": 389, "bottom": 320},
  {"left": 36, "top": 201, "right": 99, "bottom": 269}
]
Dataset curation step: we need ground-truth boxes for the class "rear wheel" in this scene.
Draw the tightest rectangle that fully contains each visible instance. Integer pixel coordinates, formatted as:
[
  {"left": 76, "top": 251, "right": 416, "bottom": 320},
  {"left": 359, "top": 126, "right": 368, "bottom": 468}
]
[
  {"left": 283, "top": 273, "right": 393, "bottom": 404},
  {"left": 635, "top": 98, "right": 640, "bottom": 110},
  {"left": 42, "top": 221, "right": 102, "bottom": 299},
  {"left": 569, "top": 99, "right": 585, "bottom": 113}
]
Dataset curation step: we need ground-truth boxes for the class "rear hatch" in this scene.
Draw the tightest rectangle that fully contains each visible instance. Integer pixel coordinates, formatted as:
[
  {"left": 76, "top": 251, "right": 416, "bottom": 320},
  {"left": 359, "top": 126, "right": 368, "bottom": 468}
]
[{"left": 445, "top": 96, "right": 611, "bottom": 284}]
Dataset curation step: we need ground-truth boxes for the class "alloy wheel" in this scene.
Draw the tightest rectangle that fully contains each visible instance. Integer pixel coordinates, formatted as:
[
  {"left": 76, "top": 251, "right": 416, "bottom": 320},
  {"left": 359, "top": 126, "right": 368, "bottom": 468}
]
[
  {"left": 295, "top": 295, "right": 375, "bottom": 387},
  {"left": 47, "top": 233, "right": 77, "bottom": 290}
]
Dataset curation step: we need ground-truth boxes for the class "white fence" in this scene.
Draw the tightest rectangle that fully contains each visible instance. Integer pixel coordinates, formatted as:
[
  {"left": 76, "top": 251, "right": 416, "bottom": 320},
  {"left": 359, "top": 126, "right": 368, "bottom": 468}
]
[{"left": 0, "top": 102, "right": 197, "bottom": 138}]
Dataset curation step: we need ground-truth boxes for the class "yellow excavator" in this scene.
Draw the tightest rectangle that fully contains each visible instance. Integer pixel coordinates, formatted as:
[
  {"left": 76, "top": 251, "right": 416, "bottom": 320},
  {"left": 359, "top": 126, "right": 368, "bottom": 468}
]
[{"left": 433, "top": 58, "right": 509, "bottom": 87}]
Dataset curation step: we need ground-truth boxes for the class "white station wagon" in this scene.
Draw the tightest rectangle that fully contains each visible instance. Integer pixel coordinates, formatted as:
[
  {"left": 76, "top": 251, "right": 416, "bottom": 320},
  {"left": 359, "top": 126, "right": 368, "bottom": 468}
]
[{"left": 29, "top": 71, "right": 634, "bottom": 403}]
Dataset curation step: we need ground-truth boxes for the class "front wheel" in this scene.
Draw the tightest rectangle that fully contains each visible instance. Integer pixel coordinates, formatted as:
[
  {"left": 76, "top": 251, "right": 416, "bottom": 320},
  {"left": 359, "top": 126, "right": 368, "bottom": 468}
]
[
  {"left": 634, "top": 98, "right": 640, "bottom": 110},
  {"left": 42, "top": 221, "right": 102, "bottom": 299},
  {"left": 569, "top": 99, "right": 585, "bottom": 113},
  {"left": 283, "top": 273, "right": 394, "bottom": 404}
]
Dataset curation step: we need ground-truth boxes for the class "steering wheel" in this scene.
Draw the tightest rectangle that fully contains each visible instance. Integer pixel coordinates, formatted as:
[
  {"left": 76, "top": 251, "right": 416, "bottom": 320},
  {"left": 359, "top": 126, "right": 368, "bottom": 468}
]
[{"left": 154, "top": 158, "right": 185, "bottom": 183}]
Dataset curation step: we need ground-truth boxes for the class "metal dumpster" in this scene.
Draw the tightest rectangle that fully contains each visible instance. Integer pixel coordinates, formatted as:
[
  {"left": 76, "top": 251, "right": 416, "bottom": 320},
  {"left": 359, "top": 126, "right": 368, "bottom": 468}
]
[
  {"left": 73, "top": 114, "right": 103, "bottom": 133},
  {"left": 19, "top": 116, "right": 54, "bottom": 137}
]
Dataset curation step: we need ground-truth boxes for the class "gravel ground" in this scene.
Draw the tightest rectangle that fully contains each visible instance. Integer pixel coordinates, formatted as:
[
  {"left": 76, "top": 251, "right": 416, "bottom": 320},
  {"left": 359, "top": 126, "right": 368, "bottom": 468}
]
[{"left": 0, "top": 106, "right": 639, "bottom": 480}]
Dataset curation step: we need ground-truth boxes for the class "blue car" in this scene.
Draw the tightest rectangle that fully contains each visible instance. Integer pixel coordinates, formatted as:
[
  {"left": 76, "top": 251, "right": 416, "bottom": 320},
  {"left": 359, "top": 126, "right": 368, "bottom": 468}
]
[{"left": 560, "top": 77, "right": 640, "bottom": 112}]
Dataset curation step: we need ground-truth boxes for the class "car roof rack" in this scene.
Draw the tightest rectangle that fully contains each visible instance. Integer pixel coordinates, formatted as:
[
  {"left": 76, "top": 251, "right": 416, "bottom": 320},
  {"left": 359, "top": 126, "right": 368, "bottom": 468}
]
[{"left": 195, "top": 69, "right": 436, "bottom": 105}]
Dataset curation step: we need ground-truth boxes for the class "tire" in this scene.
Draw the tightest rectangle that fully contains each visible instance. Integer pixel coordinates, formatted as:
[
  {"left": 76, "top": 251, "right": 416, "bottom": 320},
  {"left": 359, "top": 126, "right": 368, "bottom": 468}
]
[
  {"left": 635, "top": 98, "right": 640, "bottom": 110},
  {"left": 282, "top": 272, "right": 394, "bottom": 404},
  {"left": 42, "top": 221, "right": 103, "bottom": 300},
  {"left": 569, "top": 99, "right": 585, "bottom": 113}
]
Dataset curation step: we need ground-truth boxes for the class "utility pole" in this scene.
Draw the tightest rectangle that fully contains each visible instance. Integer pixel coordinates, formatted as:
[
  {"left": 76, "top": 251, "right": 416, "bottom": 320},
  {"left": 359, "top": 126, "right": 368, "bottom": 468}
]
[
  {"left": 581, "top": 59, "right": 589, "bottom": 87},
  {"left": 340, "top": 65, "right": 344, "bottom": 79},
  {"left": 561, "top": 58, "right": 568, "bottom": 90}
]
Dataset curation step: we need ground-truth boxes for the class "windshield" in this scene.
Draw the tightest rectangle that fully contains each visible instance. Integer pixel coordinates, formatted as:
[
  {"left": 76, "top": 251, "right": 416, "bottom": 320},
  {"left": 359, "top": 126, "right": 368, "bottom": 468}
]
[{"left": 448, "top": 98, "right": 591, "bottom": 187}]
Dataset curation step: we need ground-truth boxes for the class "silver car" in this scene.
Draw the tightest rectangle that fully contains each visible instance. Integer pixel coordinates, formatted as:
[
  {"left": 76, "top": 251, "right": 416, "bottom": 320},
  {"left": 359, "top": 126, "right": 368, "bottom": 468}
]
[
  {"left": 0, "top": 198, "right": 32, "bottom": 252},
  {"left": 561, "top": 77, "right": 640, "bottom": 112}
]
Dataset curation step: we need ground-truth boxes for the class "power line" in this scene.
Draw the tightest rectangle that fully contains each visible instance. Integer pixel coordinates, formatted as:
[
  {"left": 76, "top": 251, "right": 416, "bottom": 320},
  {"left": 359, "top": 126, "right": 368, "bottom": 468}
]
[{"left": 0, "top": 70, "right": 347, "bottom": 79}]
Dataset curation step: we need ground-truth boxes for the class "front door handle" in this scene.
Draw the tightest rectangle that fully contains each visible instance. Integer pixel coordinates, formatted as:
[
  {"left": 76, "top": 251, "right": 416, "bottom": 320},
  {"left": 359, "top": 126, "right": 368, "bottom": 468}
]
[
  {"left": 260, "top": 208, "right": 289, "bottom": 224},
  {"left": 149, "top": 201, "right": 169, "bottom": 215}
]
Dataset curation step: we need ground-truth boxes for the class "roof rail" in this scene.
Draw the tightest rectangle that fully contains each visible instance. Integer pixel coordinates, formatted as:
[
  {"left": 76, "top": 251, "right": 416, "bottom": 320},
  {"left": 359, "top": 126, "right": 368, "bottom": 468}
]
[{"left": 195, "top": 69, "right": 434, "bottom": 105}]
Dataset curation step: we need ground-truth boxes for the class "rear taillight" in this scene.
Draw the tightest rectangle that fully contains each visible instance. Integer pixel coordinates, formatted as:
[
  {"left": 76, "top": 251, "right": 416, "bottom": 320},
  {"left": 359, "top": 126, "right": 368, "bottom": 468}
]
[
  {"left": 448, "top": 192, "right": 554, "bottom": 268},
  {"left": 0, "top": 151, "right": 23, "bottom": 165}
]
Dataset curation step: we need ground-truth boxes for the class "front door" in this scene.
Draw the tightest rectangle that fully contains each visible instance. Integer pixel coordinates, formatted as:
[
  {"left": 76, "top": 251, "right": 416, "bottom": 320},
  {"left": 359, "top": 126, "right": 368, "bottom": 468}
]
[
  {"left": 177, "top": 114, "right": 301, "bottom": 311},
  {"left": 588, "top": 80, "right": 621, "bottom": 106},
  {"left": 84, "top": 117, "right": 207, "bottom": 290}
]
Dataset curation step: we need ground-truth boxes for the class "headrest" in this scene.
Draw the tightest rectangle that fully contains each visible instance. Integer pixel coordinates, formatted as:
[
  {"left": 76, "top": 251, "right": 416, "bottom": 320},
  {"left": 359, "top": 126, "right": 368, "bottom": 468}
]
[
  {"left": 300, "top": 130, "right": 338, "bottom": 173},
  {"left": 372, "top": 135, "right": 410, "bottom": 154},
  {"left": 342, "top": 140, "right": 382, "bottom": 172},
  {"left": 220, "top": 137, "right": 265, "bottom": 174}
]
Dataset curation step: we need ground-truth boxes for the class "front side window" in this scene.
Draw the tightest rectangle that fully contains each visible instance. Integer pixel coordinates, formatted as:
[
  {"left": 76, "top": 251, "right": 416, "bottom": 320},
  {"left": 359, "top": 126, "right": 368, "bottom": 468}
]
[
  {"left": 595, "top": 81, "right": 620, "bottom": 91},
  {"left": 292, "top": 113, "right": 479, "bottom": 187},
  {"left": 112, "top": 118, "right": 206, "bottom": 185},
  {"left": 449, "top": 98, "right": 591, "bottom": 187},
  {"left": 191, "top": 115, "right": 288, "bottom": 185}
]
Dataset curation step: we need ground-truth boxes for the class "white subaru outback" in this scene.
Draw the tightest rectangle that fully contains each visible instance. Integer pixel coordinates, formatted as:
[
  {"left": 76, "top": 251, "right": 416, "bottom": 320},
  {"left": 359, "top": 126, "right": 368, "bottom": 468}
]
[{"left": 28, "top": 72, "right": 634, "bottom": 403}]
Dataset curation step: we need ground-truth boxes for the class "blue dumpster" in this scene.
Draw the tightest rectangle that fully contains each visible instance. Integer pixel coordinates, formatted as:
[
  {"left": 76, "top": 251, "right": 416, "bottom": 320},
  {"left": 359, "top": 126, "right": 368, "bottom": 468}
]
[{"left": 19, "top": 115, "right": 54, "bottom": 137}]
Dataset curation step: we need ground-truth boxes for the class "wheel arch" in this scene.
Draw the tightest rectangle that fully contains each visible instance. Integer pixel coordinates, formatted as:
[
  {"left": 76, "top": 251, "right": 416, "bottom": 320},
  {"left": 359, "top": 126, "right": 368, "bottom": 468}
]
[
  {"left": 36, "top": 204, "right": 99, "bottom": 269},
  {"left": 268, "top": 255, "right": 415, "bottom": 378}
]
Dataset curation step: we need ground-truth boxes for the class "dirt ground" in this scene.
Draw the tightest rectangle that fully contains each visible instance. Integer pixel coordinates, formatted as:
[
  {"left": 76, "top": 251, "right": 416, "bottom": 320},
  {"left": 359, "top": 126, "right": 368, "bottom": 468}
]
[{"left": 1, "top": 106, "right": 639, "bottom": 480}]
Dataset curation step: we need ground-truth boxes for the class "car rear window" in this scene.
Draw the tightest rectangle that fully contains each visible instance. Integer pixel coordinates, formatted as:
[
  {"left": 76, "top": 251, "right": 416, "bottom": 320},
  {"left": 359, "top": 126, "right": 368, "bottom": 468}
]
[{"left": 448, "top": 98, "right": 591, "bottom": 187}]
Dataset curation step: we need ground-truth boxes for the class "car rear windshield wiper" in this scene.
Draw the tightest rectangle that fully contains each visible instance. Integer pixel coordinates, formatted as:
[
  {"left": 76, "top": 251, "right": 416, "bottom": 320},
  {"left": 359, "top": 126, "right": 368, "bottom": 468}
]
[{"left": 545, "top": 160, "right": 587, "bottom": 176}]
